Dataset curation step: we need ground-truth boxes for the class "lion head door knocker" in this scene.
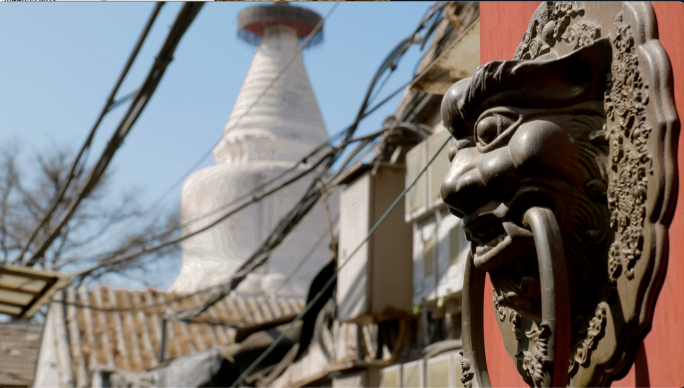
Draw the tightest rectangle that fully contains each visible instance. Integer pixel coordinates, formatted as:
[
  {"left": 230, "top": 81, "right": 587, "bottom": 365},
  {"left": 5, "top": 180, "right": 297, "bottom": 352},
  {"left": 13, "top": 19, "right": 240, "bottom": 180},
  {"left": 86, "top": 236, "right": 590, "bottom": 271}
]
[{"left": 440, "top": 2, "right": 678, "bottom": 387}]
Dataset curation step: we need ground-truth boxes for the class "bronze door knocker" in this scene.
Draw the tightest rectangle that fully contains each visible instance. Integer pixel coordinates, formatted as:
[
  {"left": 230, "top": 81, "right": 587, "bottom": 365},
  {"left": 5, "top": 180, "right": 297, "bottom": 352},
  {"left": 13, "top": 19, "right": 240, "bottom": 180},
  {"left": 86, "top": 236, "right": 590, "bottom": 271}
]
[{"left": 440, "top": 2, "right": 678, "bottom": 387}]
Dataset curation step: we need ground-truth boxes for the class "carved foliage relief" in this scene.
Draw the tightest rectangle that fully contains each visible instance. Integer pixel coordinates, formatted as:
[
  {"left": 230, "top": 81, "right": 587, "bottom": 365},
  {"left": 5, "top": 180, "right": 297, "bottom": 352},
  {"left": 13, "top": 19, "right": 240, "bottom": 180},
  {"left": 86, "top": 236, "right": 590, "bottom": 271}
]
[
  {"left": 604, "top": 14, "right": 650, "bottom": 285},
  {"left": 514, "top": 2, "right": 601, "bottom": 61}
]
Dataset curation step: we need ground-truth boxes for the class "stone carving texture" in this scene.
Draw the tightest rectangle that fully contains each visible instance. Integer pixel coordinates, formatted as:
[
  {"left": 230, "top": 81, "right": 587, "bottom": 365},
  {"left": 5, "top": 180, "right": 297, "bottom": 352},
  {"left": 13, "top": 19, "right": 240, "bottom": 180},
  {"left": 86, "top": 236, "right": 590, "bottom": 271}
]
[
  {"left": 493, "top": 289, "right": 507, "bottom": 322},
  {"left": 522, "top": 323, "right": 553, "bottom": 388},
  {"left": 570, "top": 304, "right": 608, "bottom": 372},
  {"left": 604, "top": 14, "right": 650, "bottom": 284},
  {"left": 458, "top": 351, "right": 474, "bottom": 388},
  {"left": 514, "top": 2, "right": 601, "bottom": 61}
]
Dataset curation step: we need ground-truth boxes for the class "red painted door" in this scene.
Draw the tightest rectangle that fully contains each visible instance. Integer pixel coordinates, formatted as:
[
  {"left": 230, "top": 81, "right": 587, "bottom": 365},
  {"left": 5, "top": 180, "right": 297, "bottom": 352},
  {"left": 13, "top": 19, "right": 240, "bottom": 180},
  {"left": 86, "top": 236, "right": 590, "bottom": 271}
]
[{"left": 479, "top": 2, "right": 684, "bottom": 387}]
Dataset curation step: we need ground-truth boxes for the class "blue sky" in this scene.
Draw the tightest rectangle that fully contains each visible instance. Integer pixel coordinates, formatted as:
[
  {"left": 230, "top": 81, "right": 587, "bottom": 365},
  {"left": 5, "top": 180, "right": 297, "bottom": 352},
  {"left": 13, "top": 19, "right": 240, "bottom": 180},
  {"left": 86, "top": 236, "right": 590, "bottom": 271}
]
[{"left": 0, "top": 1, "right": 435, "bottom": 289}]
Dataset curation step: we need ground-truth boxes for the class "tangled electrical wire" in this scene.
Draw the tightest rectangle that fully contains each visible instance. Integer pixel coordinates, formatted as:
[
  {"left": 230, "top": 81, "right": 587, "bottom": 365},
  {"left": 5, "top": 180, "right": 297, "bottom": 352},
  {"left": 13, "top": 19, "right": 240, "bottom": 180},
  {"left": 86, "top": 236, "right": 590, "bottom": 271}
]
[{"left": 51, "top": 1, "right": 449, "bottom": 328}]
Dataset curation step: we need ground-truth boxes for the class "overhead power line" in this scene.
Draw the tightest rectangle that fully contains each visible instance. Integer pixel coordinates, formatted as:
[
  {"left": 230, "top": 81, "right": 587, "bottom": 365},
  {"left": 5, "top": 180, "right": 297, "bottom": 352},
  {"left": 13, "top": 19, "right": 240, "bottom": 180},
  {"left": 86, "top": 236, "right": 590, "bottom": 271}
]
[
  {"left": 72, "top": 3, "right": 339, "bottom": 259},
  {"left": 162, "top": 3, "right": 447, "bottom": 323},
  {"left": 66, "top": 1, "right": 443, "bottom": 322},
  {"left": 55, "top": 186, "right": 339, "bottom": 314},
  {"left": 73, "top": 150, "right": 334, "bottom": 279},
  {"left": 22, "top": 3, "right": 205, "bottom": 268},
  {"left": 14, "top": 3, "right": 166, "bottom": 265},
  {"left": 230, "top": 135, "right": 452, "bottom": 388},
  {"left": 65, "top": 82, "right": 406, "bottom": 271},
  {"left": 50, "top": 1, "right": 447, "bottom": 323},
  {"left": 69, "top": 0, "right": 434, "bottom": 270}
]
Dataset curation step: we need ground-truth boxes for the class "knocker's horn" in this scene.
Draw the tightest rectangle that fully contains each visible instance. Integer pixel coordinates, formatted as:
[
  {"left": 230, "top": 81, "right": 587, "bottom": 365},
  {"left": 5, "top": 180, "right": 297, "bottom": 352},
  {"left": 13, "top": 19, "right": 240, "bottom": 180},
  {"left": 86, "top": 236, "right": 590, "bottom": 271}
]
[
  {"left": 461, "top": 207, "right": 571, "bottom": 388},
  {"left": 460, "top": 250, "right": 490, "bottom": 388}
]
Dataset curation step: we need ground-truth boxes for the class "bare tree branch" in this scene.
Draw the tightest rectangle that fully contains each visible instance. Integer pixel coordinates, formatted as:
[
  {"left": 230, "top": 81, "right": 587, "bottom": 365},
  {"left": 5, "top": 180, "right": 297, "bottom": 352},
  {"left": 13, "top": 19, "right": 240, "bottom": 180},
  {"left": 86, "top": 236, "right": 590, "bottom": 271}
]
[{"left": 0, "top": 140, "right": 181, "bottom": 280}]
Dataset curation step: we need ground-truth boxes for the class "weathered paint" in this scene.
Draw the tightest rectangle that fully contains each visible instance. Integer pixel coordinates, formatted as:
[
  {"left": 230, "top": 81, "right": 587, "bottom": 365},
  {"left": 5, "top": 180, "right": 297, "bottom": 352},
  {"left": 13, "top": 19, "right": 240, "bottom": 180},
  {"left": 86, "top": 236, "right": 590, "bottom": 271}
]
[{"left": 479, "top": 2, "right": 684, "bottom": 386}]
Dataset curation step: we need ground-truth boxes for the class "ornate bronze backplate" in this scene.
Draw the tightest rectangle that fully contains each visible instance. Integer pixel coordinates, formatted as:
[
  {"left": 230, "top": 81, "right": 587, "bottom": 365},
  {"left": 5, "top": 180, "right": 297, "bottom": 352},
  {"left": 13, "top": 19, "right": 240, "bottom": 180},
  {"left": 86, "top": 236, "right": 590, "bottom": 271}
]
[{"left": 440, "top": 2, "right": 678, "bottom": 387}]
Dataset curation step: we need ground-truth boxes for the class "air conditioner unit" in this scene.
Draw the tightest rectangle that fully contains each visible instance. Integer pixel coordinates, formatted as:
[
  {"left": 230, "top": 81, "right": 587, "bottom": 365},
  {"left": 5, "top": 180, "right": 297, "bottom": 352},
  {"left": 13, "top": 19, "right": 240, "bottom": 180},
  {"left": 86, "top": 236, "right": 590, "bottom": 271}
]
[{"left": 336, "top": 163, "right": 413, "bottom": 324}]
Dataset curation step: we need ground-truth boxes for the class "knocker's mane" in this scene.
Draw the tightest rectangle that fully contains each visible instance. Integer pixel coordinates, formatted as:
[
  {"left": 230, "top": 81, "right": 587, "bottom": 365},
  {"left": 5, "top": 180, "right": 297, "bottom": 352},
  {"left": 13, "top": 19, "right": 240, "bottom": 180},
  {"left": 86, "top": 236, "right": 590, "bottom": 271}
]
[{"left": 442, "top": 38, "right": 611, "bottom": 140}]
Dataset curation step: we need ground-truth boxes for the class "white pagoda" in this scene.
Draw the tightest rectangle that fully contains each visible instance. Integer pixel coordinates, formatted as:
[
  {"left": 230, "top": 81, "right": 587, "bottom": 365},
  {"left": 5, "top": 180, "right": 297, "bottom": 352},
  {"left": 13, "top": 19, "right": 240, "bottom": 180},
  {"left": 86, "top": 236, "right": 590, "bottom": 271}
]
[{"left": 172, "top": 3, "right": 337, "bottom": 296}]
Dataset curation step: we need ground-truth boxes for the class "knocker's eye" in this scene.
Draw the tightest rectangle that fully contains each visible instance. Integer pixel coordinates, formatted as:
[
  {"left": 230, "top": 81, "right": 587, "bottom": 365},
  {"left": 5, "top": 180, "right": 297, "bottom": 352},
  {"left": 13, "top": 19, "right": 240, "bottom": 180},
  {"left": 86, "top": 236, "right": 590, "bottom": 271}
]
[{"left": 475, "top": 113, "right": 518, "bottom": 146}]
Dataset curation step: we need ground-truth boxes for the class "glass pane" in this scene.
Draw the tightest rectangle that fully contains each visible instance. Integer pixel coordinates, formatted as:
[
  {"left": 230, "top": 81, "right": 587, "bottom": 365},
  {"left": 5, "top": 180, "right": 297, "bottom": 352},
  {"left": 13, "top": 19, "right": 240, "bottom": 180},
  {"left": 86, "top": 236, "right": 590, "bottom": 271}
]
[
  {"left": 426, "top": 359, "right": 450, "bottom": 388},
  {"left": 449, "top": 226, "right": 462, "bottom": 266},
  {"left": 380, "top": 368, "right": 399, "bottom": 388},
  {"left": 454, "top": 357, "right": 464, "bottom": 388},
  {"left": 404, "top": 363, "right": 421, "bottom": 388},
  {"left": 424, "top": 237, "right": 435, "bottom": 277},
  {"left": 428, "top": 131, "right": 452, "bottom": 205},
  {"left": 406, "top": 142, "right": 427, "bottom": 216}
]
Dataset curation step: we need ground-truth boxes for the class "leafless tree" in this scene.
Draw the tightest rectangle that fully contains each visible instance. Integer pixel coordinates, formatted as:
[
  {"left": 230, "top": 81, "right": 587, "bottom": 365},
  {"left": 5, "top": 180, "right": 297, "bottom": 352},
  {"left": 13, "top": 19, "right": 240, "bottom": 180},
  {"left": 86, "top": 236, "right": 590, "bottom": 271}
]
[{"left": 0, "top": 139, "right": 181, "bottom": 285}]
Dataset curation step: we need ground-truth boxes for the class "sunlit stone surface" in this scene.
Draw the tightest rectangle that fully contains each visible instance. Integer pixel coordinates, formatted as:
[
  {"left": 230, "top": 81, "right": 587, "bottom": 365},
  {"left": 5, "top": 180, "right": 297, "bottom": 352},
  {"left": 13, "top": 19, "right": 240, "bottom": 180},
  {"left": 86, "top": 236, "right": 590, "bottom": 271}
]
[{"left": 172, "top": 24, "right": 338, "bottom": 296}]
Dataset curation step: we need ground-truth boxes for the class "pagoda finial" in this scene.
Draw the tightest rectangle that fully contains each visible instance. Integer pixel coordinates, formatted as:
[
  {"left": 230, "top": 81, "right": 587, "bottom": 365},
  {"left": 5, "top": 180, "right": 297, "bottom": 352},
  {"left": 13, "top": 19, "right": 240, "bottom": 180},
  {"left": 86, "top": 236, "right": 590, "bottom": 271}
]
[{"left": 238, "top": 2, "right": 324, "bottom": 47}]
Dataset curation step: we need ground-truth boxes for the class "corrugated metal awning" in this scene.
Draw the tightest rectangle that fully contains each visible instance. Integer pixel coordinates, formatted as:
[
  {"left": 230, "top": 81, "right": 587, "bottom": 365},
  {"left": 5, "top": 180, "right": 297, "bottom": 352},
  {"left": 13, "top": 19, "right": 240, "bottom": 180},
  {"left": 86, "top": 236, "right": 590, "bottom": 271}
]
[
  {"left": 0, "top": 264, "right": 72, "bottom": 318},
  {"left": 409, "top": 19, "right": 481, "bottom": 96}
]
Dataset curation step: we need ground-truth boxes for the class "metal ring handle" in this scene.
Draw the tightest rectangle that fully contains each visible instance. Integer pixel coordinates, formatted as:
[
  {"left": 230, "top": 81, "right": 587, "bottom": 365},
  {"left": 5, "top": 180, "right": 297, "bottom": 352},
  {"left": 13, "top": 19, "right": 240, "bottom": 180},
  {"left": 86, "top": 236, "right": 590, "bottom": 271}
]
[{"left": 461, "top": 207, "right": 571, "bottom": 387}]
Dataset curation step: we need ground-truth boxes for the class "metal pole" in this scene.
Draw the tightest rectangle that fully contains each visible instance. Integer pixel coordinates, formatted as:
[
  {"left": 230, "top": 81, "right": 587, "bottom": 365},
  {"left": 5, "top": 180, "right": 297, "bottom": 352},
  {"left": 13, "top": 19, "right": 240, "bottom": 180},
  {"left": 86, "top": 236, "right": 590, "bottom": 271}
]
[{"left": 159, "top": 318, "right": 167, "bottom": 362}]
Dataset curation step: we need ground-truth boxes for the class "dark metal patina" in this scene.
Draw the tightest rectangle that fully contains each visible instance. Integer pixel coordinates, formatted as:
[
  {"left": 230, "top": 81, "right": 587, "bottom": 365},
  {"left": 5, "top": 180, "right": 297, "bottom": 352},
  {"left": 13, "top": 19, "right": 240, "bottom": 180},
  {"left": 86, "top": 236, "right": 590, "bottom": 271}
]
[{"left": 440, "top": 2, "right": 678, "bottom": 387}]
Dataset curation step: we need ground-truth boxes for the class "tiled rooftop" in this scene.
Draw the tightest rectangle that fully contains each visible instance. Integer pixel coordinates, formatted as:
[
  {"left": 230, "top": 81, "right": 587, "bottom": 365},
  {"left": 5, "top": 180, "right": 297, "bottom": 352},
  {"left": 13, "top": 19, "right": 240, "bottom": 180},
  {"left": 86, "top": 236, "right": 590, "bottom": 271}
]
[
  {"left": 53, "top": 284, "right": 304, "bottom": 386},
  {"left": 0, "top": 321, "right": 43, "bottom": 387}
]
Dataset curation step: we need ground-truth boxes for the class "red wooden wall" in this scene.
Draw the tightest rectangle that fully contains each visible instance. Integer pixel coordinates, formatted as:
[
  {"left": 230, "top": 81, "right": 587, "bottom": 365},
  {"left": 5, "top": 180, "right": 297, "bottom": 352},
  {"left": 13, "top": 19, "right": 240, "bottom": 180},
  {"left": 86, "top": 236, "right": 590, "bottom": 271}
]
[{"left": 479, "top": 2, "right": 684, "bottom": 387}]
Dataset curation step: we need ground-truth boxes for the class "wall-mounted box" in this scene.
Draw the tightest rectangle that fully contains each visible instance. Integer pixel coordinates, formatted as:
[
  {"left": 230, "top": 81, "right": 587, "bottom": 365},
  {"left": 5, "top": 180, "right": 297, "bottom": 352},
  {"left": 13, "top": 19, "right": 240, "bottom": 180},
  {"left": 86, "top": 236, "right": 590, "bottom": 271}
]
[
  {"left": 336, "top": 163, "right": 413, "bottom": 324},
  {"left": 379, "top": 350, "right": 464, "bottom": 388},
  {"left": 333, "top": 373, "right": 363, "bottom": 388}
]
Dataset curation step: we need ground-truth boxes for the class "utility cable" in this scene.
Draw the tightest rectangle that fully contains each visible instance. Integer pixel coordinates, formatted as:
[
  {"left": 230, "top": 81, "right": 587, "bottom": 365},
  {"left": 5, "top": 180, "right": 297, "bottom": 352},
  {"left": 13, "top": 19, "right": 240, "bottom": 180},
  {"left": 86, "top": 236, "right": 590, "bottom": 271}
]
[
  {"left": 72, "top": 1, "right": 439, "bottom": 309},
  {"left": 54, "top": 197, "right": 338, "bottom": 314},
  {"left": 65, "top": 84, "right": 404, "bottom": 270},
  {"left": 13, "top": 3, "right": 166, "bottom": 265},
  {"left": 71, "top": 0, "right": 425, "bottom": 264},
  {"left": 22, "top": 3, "right": 204, "bottom": 268},
  {"left": 230, "top": 135, "right": 452, "bottom": 387},
  {"left": 160, "top": 7, "right": 447, "bottom": 322},
  {"left": 73, "top": 3, "right": 339, "bottom": 258},
  {"left": 72, "top": 151, "right": 334, "bottom": 279},
  {"left": 176, "top": 82, "right": 408, "bottom": 230}
]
